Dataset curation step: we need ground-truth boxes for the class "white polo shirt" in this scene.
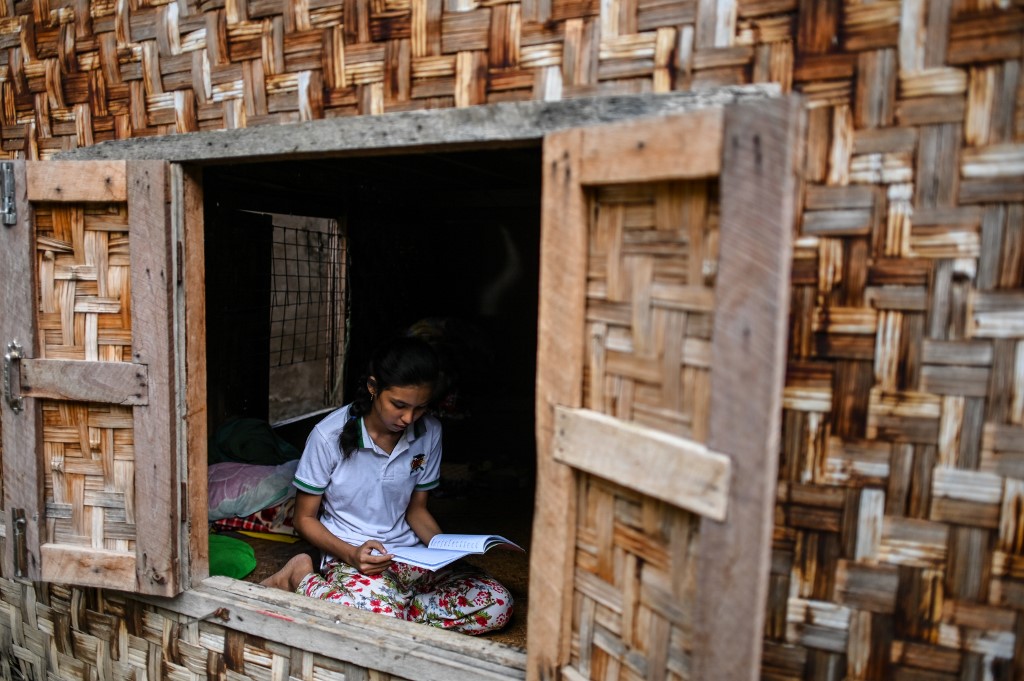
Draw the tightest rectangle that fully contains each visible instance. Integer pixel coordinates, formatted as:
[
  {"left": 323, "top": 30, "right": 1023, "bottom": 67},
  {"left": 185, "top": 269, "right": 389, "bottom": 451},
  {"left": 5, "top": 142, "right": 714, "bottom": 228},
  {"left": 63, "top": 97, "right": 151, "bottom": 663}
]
[{"left": 293, "top": 404, "right": 442, "bottom": 559}]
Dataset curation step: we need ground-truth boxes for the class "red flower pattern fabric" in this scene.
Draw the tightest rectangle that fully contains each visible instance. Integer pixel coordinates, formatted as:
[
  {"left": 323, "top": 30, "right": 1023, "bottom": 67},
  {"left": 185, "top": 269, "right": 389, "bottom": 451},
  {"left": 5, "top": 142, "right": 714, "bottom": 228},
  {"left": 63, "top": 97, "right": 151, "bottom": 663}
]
[{"left": 297, "top": 559, "right": 512, "bottom": 634}]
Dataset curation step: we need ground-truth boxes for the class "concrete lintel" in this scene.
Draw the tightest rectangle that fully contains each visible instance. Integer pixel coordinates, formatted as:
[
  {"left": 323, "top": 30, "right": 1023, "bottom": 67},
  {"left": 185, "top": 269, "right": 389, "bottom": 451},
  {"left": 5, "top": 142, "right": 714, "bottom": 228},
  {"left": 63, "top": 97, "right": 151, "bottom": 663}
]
[{"left": 56, "top": 86, "right": 781, "bottom": 164}]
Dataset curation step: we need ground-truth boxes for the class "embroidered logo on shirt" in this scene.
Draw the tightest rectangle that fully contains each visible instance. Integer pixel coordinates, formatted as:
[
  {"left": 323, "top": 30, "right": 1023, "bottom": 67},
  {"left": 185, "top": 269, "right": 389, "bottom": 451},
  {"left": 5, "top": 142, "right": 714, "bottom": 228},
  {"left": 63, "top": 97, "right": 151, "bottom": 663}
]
[{"left": 410, "top": 453, "right": 426, "bottom": 474}]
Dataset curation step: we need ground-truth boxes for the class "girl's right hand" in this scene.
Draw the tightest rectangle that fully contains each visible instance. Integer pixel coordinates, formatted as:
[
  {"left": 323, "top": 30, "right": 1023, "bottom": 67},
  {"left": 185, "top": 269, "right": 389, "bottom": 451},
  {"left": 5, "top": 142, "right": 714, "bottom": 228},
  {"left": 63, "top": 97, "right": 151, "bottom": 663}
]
[{"left": 348, "top": 540, "right": 393, "bottom": 575}]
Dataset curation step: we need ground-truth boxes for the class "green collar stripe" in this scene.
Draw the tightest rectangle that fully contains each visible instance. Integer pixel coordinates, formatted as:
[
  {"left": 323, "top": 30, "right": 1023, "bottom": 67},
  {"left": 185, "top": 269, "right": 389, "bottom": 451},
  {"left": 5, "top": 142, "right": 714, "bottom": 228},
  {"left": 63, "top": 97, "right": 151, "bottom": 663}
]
[{"left": 293, "top": 477, "right": 325, "bottom": 494}]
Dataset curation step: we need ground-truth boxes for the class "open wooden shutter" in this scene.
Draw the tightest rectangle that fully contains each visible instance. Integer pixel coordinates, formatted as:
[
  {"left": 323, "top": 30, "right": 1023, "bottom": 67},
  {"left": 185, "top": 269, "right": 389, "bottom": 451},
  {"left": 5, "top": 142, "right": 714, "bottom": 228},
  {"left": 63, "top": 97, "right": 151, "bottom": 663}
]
[
  {"left": 0, "top": 160, "right": 180, "bottom": 596},
  {"left": 527, "top": 97, "right": 805, "bottom": 680}
]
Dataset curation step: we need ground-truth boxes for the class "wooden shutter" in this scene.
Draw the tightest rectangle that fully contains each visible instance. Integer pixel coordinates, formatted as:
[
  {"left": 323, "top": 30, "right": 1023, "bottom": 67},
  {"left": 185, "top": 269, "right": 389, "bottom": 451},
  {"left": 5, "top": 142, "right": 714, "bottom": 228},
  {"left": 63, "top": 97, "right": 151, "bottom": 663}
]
[
  {"left": 0, "top": 160, "right": 180, "bottom": 596},
  {"left": 527, "top": 97, "right": 805, "bottom": 680}
]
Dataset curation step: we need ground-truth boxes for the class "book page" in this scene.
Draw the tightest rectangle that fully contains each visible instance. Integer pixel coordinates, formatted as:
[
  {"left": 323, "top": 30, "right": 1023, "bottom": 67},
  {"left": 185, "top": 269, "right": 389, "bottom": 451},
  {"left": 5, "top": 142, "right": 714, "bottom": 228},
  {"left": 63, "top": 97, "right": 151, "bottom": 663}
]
[
  {"left": 388, "top": 545, "right": 464, "bottom": 569},
  {"left": 428, "top": 532, "right": 516, "bottom": 548}
]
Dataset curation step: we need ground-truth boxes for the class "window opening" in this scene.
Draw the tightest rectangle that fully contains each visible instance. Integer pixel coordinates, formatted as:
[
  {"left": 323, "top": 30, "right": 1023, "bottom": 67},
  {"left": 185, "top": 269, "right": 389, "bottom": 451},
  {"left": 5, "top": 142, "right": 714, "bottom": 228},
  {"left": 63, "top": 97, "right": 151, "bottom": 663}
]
[{"left": 200, "top": 148, "right": 540, "bottom": 650}]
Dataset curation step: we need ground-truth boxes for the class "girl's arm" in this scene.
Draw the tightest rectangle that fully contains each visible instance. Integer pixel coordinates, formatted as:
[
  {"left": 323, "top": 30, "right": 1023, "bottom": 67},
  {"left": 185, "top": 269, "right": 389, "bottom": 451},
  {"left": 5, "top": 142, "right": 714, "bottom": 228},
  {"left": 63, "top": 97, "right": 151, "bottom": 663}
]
[
  {"left": 406, "top": 490, "right": 442, "bottom": 545},
  {"left": 292, "top": 490, "right": 394, "bottom": 575}
]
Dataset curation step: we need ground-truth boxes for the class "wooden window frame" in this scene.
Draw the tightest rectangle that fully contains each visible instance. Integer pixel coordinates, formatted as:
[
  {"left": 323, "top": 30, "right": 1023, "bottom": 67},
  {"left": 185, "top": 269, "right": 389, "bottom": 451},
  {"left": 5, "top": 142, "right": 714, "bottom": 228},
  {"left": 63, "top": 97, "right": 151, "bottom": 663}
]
[
  {"left": 0, "top": 161, "right": 180, "bottom": 595},
  {"left": 528, "top": 98, "right": 804, "bottom": 681}
]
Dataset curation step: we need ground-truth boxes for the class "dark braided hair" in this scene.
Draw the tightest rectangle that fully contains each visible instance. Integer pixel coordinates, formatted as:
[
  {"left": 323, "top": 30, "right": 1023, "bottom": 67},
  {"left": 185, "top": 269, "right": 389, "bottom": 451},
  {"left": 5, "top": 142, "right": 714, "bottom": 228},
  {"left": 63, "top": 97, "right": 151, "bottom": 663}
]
[{"left": 338, "top": 336, "right": 440, "bottom": 458}]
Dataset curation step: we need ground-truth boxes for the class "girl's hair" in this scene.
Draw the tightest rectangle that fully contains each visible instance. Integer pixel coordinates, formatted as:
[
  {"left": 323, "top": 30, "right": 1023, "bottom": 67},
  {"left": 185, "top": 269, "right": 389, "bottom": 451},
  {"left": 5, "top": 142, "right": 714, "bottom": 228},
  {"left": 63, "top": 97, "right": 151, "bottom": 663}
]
[{"left": 338, "top": 336, "right": 440, "bottom": 458}]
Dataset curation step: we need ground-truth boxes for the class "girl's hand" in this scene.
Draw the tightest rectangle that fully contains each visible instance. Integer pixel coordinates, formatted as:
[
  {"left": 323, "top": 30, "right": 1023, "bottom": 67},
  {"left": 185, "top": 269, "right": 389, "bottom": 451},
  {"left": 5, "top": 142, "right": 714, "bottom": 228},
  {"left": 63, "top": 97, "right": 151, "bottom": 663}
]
[{"left": 348, "top": 540, "right": 393, "bottom": 575}]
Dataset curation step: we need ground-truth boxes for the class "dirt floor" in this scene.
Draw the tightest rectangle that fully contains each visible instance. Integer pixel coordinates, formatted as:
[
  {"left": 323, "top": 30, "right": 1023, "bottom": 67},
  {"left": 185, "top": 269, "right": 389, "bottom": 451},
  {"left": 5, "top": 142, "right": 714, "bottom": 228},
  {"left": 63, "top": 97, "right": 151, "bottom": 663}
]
[{"left": 235, "top": 489, "right": 533, "bottom": 648}]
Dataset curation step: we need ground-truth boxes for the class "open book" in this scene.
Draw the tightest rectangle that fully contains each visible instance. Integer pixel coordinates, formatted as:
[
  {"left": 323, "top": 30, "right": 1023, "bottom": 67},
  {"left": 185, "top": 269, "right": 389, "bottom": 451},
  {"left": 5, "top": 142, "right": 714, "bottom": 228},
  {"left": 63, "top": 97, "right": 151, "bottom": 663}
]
[{"left": 387, "top": 534, "right": 524, "bottom": 570}]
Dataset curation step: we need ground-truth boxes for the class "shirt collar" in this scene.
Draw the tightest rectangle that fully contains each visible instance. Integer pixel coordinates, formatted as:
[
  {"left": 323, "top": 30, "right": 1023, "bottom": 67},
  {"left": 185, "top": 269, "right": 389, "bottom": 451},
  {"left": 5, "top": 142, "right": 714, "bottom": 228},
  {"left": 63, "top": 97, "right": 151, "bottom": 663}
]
[{"left": 356, "top": 416, "right": 427, "bottom": 451}]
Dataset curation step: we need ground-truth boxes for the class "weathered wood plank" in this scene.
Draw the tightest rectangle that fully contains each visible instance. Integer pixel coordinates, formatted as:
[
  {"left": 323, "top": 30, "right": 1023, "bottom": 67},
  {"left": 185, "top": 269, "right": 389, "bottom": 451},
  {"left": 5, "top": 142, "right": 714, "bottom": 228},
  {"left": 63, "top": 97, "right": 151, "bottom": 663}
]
[
  {"left": 26, "top": 160, "right": 127, "bottom": 201},
  {"left": 127, "top": 161, "right": 179, "bottom": 596},
  {"left": 527, "top": 125, "right": 587, "bottom": 681},
  {"left": 577, "top": 107, "right": 723, "bottom": 183},
  {"left": 19, "top": 358, "right": 148, "bottom": 405},
  {"left": 144, "top": 577, "right": 527, "bottom": 680},
  {"left": 56, "top": 87, "right": 780, "bottom": 163},
  {"left": 179, "top": 164, "right": 209, "bottom": 589},
  {"left": 213, "top": 576, "right": 527, "bottom": 667},
  {"left": 40, "top": 544, "right": 136, "bottom": 590},
  {"left": 0, "top": 161, "right": 44, "bottom": 582},
  {"left": 693, "top": 96, "right": 803, "bottom": 679},
  {"left": 552, "top": 406, "right": 730, "bottom": 520}
]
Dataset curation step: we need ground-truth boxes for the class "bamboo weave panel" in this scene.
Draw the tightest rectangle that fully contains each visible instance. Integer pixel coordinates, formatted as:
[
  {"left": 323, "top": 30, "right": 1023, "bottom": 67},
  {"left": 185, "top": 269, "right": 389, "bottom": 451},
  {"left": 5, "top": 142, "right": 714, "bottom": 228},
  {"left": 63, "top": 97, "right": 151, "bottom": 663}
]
[
  {"left": 35, "top": 204, "right": 133, "bottom": 363},
  {"left": 583, "top": 181, "right": 717, "bottom": 440},
  {"left": 34, "top": 203, "right": 138, "bottom": 553},
  {"left": 0, "top": 0, "right": 790, "bottom": 152},
  {"left": 569, "top": 475, "right": 698, "bottom": 681},
  {"left": 773, "top": 61, "right": 1024, "bottom": 681},
  {"left": 567, "top": 180, "right": 716, "bottom": 680},
  {"left": 41, "top": 400, "right": 136, "bottom": 551},
  {"left": 0, "top": 578, "right": 410, "bottom": 681}
]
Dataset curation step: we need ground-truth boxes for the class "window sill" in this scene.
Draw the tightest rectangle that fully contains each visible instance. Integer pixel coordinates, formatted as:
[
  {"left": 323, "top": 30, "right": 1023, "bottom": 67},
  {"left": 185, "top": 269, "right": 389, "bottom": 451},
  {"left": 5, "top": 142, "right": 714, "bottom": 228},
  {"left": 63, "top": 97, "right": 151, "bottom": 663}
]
[{"left": 136, "top": 575, "right": 526, "bottom": 681}]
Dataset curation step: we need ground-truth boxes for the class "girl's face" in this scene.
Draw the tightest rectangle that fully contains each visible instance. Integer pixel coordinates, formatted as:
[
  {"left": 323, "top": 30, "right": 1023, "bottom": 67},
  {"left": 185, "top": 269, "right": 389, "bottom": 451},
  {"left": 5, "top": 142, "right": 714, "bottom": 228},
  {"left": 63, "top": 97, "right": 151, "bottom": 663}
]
[{"left": 369, "top": 382, "right": 433, "bottom": 433}]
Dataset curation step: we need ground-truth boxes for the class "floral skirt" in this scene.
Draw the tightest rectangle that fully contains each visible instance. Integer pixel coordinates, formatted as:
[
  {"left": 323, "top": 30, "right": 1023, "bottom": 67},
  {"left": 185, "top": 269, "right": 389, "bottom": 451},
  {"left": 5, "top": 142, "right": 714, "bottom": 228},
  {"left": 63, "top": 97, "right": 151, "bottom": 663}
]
[{"left": 296, "top": 558, "right": 513, "bottom": 634}]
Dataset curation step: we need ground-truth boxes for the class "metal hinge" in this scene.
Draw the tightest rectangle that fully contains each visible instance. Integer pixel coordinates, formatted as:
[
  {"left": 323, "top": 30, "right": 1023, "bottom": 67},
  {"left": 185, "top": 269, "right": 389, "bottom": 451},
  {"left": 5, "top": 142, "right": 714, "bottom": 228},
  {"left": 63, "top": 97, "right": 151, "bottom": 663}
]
[
  {"left": 1, "top": 162, "right": 15, "bottom": 226},
  {"left": 12, "top": 508, "right": 27, "bottom": 577},
  {"left": 4, "top": 339, "right": 24, "bottom": 414}
]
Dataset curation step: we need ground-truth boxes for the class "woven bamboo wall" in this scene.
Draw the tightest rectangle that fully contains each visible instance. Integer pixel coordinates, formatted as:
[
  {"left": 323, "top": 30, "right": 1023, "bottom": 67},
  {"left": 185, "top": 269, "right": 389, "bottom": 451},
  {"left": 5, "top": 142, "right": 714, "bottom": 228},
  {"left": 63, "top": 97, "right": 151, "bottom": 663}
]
[
  {"left": 0, "top": 0, "right": 1022, "bottom": 680},
  {"left": 0, "top": 579, "right": 409, "bottom": 681},
  {"left": 764, "top": 4, "right": 1024, "bottom": 679},
  {"left": 567, "top": 180, "right": 715, "bottom": 679},
  {"left": 585, "top": 182, "right": 716, "bottom": 439},
  {"left": 35, "top": 201, "right": 140, "bottom": 554}
]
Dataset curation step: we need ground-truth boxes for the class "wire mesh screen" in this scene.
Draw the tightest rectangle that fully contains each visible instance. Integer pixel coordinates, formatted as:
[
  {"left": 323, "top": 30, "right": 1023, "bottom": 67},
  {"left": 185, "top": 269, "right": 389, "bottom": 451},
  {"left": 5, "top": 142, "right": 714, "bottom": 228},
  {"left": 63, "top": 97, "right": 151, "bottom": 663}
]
[
  {"left": 269, "top": 220, "right": 345, "bottom": 366},
  {"left": 268, "top": 217, "right": 346, "bottom": 414}
]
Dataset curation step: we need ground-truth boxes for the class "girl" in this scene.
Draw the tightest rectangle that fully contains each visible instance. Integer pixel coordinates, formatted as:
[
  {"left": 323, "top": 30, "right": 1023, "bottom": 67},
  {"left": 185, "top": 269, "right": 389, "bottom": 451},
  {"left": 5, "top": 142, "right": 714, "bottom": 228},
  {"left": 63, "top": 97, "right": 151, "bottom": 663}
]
[{"left": 262, "top": 336, "right": 513, "bottom": 634}]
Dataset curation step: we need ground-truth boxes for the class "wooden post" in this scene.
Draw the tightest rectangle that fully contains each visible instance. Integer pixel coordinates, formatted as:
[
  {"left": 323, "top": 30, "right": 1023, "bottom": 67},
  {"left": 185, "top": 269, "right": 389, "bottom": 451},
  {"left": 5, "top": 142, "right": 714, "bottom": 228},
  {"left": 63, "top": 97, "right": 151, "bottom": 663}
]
[{"left": 694, "top": 95, "right": 805, "bottom": 680}]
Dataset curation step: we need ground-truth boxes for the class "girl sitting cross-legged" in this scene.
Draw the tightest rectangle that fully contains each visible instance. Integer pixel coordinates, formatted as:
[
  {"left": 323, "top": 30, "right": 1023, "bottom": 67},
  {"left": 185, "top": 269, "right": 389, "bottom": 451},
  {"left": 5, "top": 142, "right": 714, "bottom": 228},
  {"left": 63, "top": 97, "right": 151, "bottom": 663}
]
[{"left": 261, "top": 335, "right": 513, "bottom": 634}]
